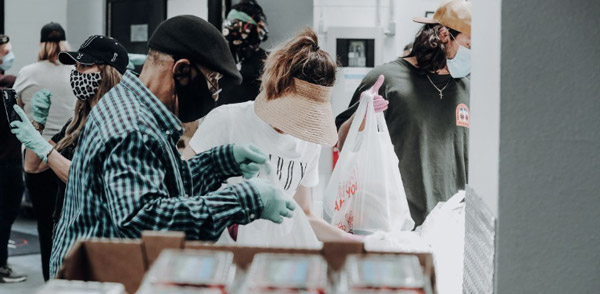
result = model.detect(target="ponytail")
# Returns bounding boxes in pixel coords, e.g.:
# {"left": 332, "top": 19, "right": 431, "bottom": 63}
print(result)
{"left": 261, "top": 28, "right": 337, "bottom": 100}
{"left": 38, "top": 40, "right": 71, "bottom": 64}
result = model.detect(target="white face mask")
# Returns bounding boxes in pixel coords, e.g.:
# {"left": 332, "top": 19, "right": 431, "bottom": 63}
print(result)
{"left": 447, "top": 36, "right": 471, "bottom": 78}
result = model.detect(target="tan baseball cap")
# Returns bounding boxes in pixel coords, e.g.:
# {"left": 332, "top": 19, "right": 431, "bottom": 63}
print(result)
{"left": 413, "top": 0, "right": 472, "bottom": 35}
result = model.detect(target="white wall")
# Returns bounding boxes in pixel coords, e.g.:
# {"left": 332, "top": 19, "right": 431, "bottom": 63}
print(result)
{"left": 167, "top": 0, "right": 208, "bottom": 19}
{"left": 314, "top": 0, "right": 440, "bottom": 64}
{"left": 259, "top": 0, "right": 314, "bottom": 50}
{"left": 4, "top": 0, "right": 103, "bottom": 75}
{"left": 66, "top": 0, "right": 105, "bottom": 50}
{"left": 5, "top": 0, "right": 69, "bottom": 75}
{"left": 469, "top": 0, "right": 500, "bottom": 216}
{"left": 390, "top": 0, "right": 441, "bottom": 60}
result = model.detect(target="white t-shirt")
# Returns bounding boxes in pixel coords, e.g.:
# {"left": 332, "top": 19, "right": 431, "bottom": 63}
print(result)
{"left": 189, "top": 101, "right": 321, "bottom": 196}
{"left": 14, "top": 60, "right": 77, "bottom": 140}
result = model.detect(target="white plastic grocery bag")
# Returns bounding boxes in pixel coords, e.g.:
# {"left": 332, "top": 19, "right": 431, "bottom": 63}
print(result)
{"left": 216, "top": 164, "right": 321, "bottom": 249}
{"left": 323, "top": 93, "right": 414, "bottom": 234}
{"left": 415, "top": 191, "right": 466, "bottom": 294}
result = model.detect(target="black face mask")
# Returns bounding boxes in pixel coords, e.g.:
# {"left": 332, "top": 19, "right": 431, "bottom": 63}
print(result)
{"left": 173, "top": 64, "right": 215, "bottom": 123}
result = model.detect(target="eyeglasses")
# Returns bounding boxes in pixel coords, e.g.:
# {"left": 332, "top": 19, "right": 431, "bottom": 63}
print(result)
{"left": 176, "top": 58, "right": 224, "bottom": 99}
{"left": 206, "top": 71, "right": 223, "bottom": 98}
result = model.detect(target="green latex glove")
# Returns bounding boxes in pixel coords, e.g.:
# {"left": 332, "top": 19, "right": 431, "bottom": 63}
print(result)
{"left": 248, "top": 178, "right": 296, "bottom": 224}
{"left": 31, "top": 89, "right": 52, "bottom": 125}
{"left": 127, "top": 53, "right": 147, "bottom": 70}
{"left": 10, "top": 105, "right": 53, "bottom": 163}
{"left": 233, "top": 143, "right": 270, "bottom": 179}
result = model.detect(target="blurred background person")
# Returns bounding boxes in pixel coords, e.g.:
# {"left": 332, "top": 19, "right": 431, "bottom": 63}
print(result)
{"left": 12, "top": 22, "right": 76, "bottom": 281}
{"left": 218, "top": 0, "right": 269, "bottom": 106}
{"left": 0, "top": 34, "right": 27, "bottom": 283}
{"left": 0, "top": 34, "right": 15, "bottom": 88}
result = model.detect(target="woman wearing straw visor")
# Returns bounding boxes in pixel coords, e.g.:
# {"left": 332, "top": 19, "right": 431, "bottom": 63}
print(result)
{"left": 183, "top": 28, "right": 360, "bottom": 243}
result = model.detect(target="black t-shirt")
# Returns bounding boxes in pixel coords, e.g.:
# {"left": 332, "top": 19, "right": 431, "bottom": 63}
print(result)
{"left": 0, "top": 74, "right": 20, "bottom": 161}
{"left": 51, "top": 119, "right": 76, "bottom": 224}
{"left": 336, "top": 58, "right": 470, "bottom": 225}
{"left": 217, "top": 48, "right": 267, "bottom": 106}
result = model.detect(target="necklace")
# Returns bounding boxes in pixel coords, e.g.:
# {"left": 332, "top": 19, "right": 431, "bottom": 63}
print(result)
{"left": 426, "top": 75, "right": 452, "bottom": 100}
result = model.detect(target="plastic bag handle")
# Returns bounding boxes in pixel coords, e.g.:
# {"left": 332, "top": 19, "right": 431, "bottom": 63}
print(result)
{"left": 339, "top": 93, "right": 377, "bottom": 157}
{"left": 375, "top": 112, "right": 393, "bottom": 145}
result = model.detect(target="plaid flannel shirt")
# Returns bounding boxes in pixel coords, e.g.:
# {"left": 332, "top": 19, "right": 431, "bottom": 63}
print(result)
{"left": 49, "top": 71, "right": 263, "bottom": 277}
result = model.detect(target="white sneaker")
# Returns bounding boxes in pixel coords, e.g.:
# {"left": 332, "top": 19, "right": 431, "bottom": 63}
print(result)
{"left": 0, "top": 264, "right": 27, "bottom": 283}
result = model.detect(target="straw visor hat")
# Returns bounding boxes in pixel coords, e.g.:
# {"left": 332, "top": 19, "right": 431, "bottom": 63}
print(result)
{"left": 254, "top": 78, "right": 337, "bottom": 147}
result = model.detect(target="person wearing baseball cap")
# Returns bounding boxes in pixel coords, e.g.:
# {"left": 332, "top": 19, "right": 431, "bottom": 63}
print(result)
{"left": 336, "top": 0, "right": 472, "bottom": 225}
{"left": 10, "top": 21, "right": 77, "bottom": 280}
{"left": 59, "top": 35, "right": 129, "bottom": 75}
{"left": 48, "top": 15, "right": 296, "bottom": 278}
{"left": 9, "top": 35, "right": 129, "bottom": 279}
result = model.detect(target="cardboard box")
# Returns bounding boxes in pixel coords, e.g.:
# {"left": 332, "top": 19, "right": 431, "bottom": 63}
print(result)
{"left": 57, "top": 231, "right": 436, "bottom": 294}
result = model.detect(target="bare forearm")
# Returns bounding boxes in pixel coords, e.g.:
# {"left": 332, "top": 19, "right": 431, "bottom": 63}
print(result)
{"left": 293, "top": 185, "right": 348, "bottom": 241}
{"left": 23, "top": 140, "right": 56, "bottom": 173}
{"left": 306, "top": 212, "right": 348, "bottom": 241}
{"left": 337, "top": 113, "right": 368, "bottom": 151}
{"left": 46, "top": 150, "right": 71, "bottom": 183}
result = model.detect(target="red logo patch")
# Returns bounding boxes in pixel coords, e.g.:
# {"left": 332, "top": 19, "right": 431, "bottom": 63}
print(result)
{"left": 456, "top": 103, "right": 470, "bottom": 128}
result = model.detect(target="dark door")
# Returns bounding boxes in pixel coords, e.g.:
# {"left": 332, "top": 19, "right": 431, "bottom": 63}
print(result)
{"left": 208, "top": 0, "right": 232, "bottom": 30}
{"left": 106, "top": 0, "right": 167, "bottom": 54}
{"left": 0, "top": 0, "right": 4, "bottom": 34}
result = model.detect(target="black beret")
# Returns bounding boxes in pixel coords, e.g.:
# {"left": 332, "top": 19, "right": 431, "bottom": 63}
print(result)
{"left": 148, "top": 15, "right": 242, "bottom": 85}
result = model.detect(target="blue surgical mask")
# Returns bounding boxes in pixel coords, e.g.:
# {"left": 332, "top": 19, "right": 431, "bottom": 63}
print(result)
{"left": 0, "top": 51, "right": 14, "bottom": 71}
{"left": 447, "top": 36, "right": 471, "bottom": 78}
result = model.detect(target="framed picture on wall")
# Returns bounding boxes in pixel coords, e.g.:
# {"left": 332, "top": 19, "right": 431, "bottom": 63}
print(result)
{"left": 425, "top": 11, "right": 435, "bottom": 18}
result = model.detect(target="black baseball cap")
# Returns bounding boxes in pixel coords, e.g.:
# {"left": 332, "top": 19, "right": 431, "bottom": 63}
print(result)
{"left": 40, "top": 22, "right": 66, "bottom": 42}
{"left": 59, "top": 35, "right": 129, "bottom": 74}
{"left": 148, "top": 15, "right": 242, "bottom": 85}
{"left": 0, "top": 35, "right": 9, "bottom": 45}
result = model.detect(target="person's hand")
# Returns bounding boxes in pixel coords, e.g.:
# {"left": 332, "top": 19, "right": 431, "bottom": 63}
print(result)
{"left": 31, "top": 89, "right": 52, "bottom": 125}
{"left": 248, "top": 178, "right": 296, "bottom": 224}
{"left": 233, "top": 144, "right": 269, "bottom": 178}
{"left": 360, "top": 75, "right": 388, "bottom": 113}
{"left": 10, "top": 105, "right": 53, "bottom": 163}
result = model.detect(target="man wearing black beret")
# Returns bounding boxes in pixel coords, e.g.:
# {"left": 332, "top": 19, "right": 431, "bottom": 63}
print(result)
{"left": 50, "top": 15, "right": 296, "bottom": 277}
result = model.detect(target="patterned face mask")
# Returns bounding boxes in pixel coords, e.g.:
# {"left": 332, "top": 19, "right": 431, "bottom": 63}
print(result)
{"left": 222, "top": 9, "right": 268, "bottom": 63}
{"left": 70, "top": 69, "right": 102, "bottom": 101}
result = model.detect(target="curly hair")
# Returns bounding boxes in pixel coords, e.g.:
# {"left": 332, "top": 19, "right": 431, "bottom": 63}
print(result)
{"left": 407, "top": 24, "right": 460, "bottom": 73}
